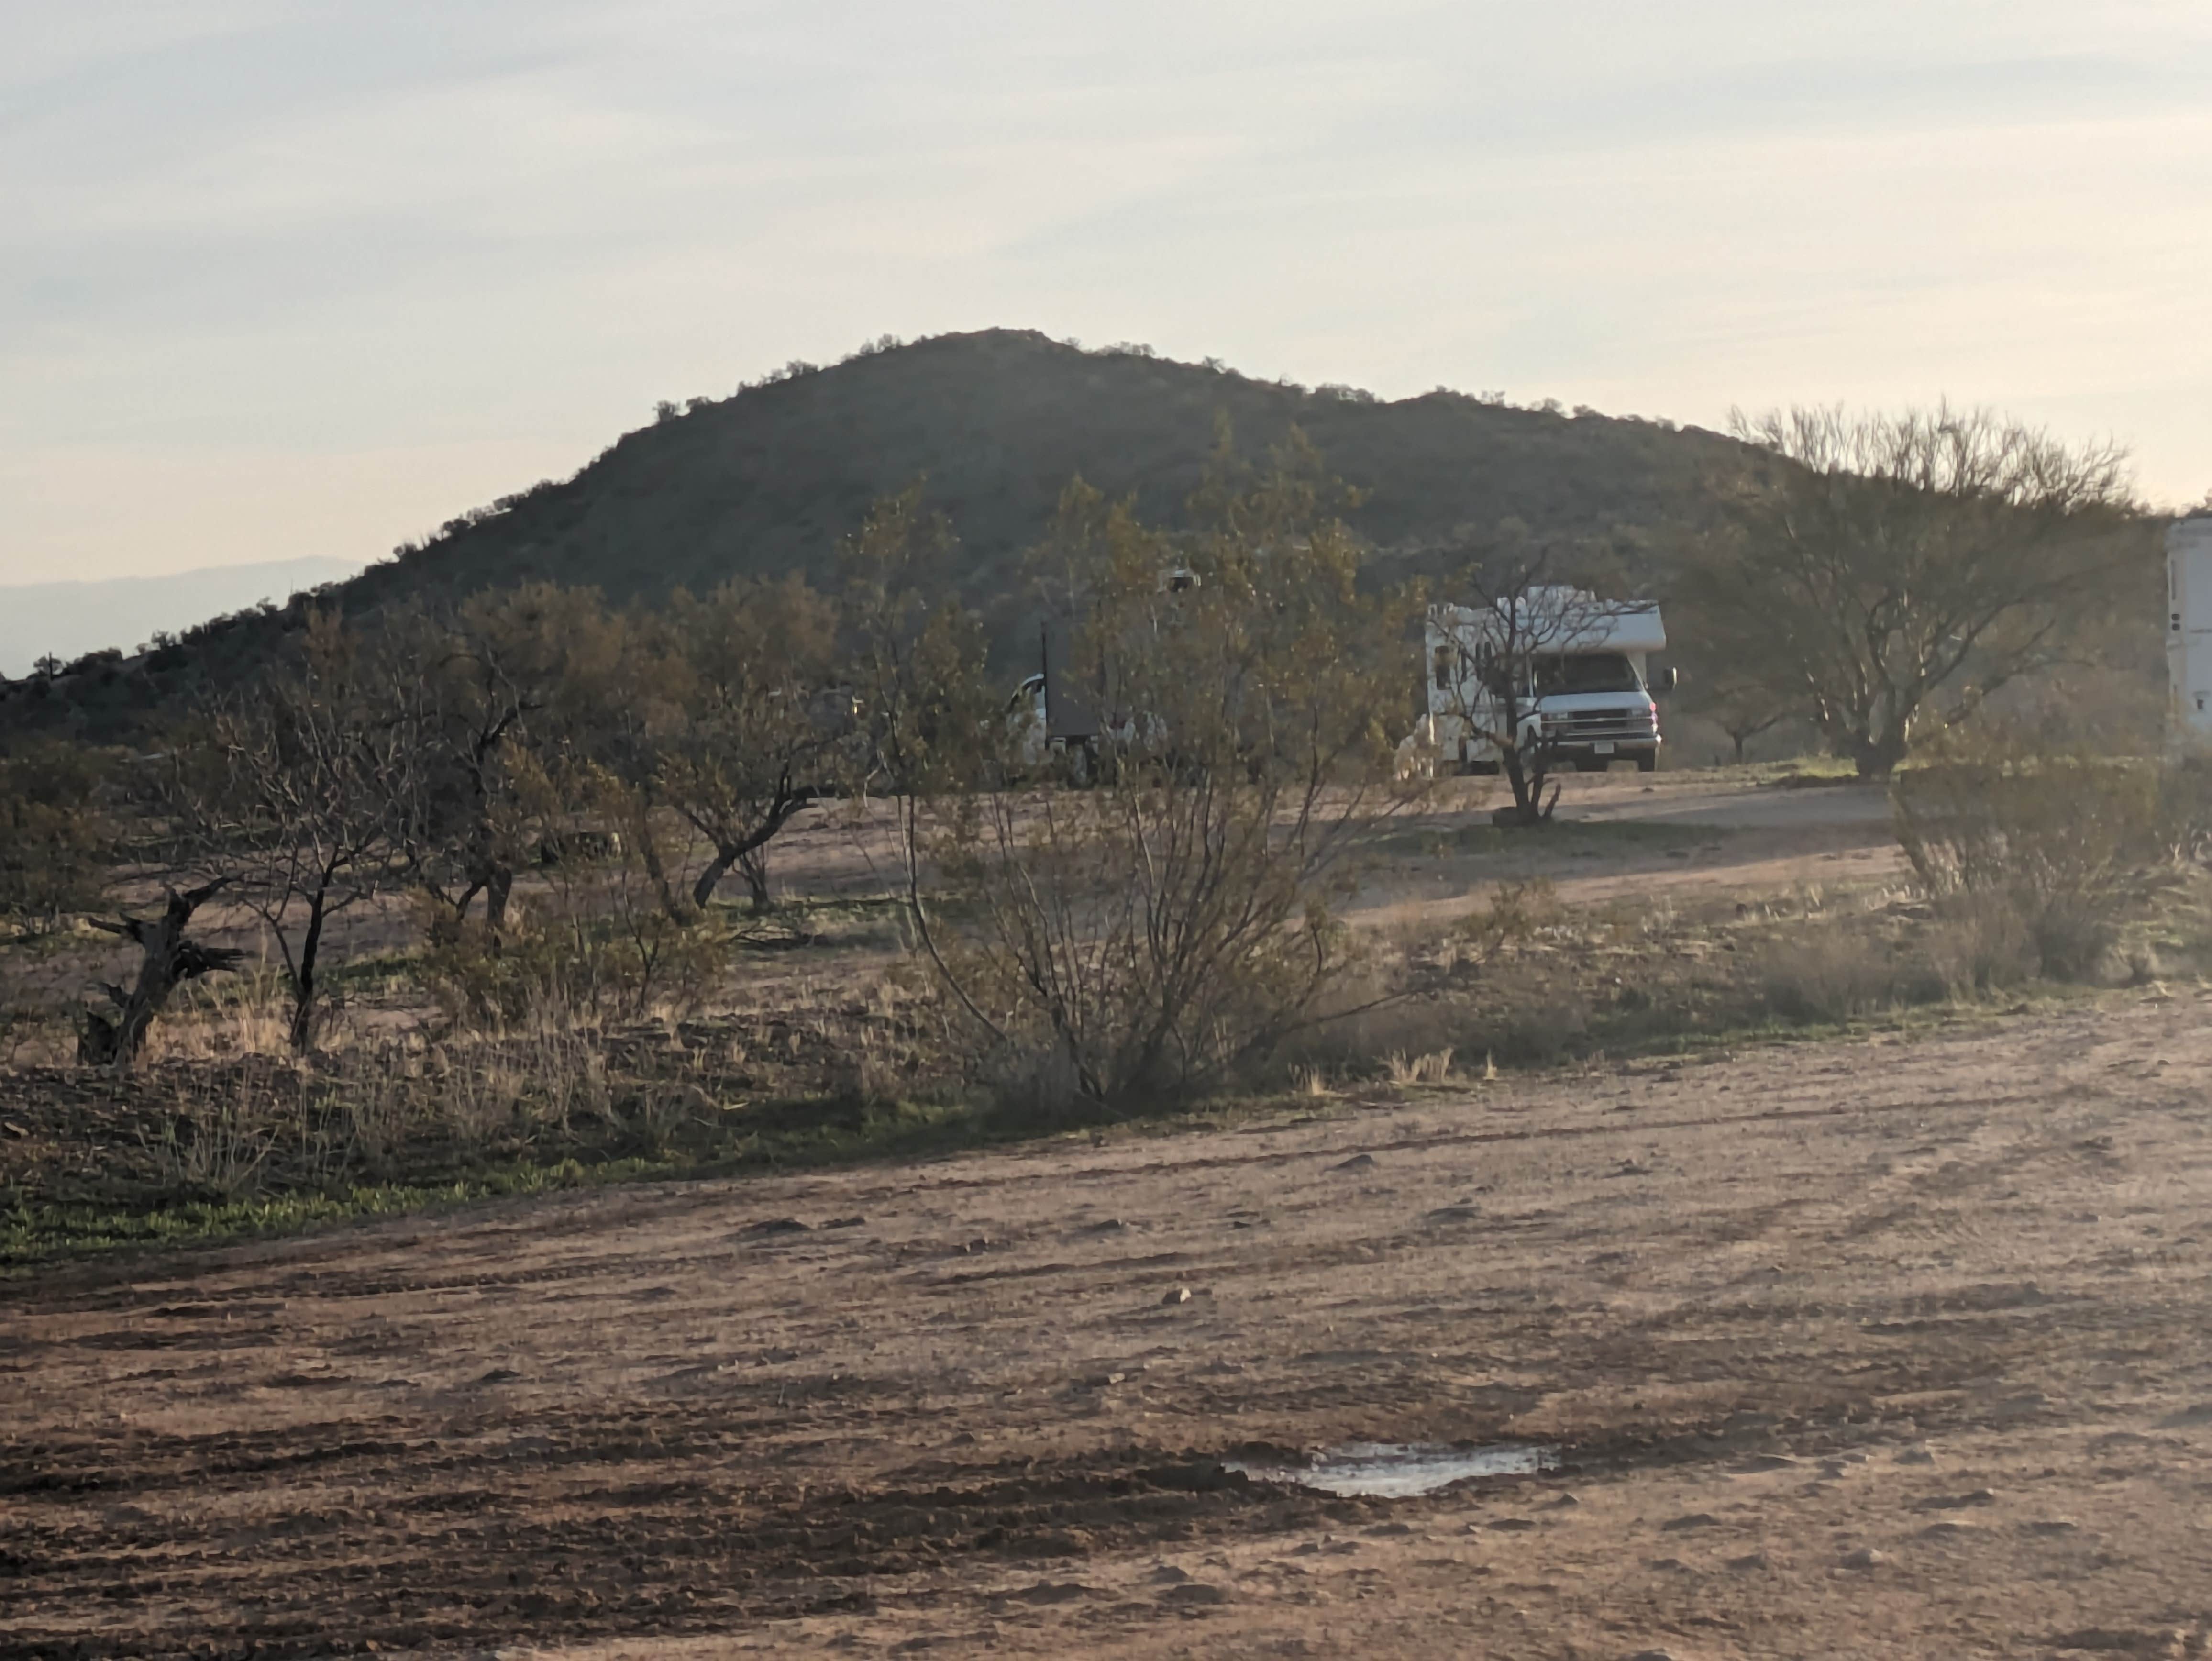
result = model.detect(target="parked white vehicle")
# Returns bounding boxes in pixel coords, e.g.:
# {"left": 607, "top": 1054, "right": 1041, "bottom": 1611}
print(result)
{"left": 1005, "top": 670, "right": 1076, "bottom": 773}
{"left": 1004, "top": 571, "right": 1199, "bottom": 776}
{"left": 1412, "top": 587, "right": 1672, "bottom": 775}
{"left": 2168, "top": 514, "right": 2212, "bottom": 743}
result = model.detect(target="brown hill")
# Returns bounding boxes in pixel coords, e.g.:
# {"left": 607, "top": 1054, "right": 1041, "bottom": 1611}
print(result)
{"left": 4, "top": 328, "right": 1745, "bottom": 740}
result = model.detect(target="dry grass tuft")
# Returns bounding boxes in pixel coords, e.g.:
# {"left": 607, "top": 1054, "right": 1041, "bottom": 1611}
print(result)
{"left": 135, "top": 1074, "right": 282, "bottom": 1200}
{"left": 1385, "top": 1048, "right": 1455, "bottom": 1085}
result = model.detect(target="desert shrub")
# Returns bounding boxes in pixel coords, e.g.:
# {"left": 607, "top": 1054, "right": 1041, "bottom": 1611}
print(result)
{"left": 2158, "top": 752, "right": 2212, "bottom": 867}
{"left": 1893, "top": 750, "right": 2164, "bottom": 981}
{"left": 1473, "top": 994, "right": 1594, "bottom": 1066}
{"left": 320, "top": 1049, "right": 419, "bottom": 1173}
{"left": 0, "top": 743, "right": 112, "bottom": 934}
{"left": 1754, "top": 931, "right": 1912, "bottom": 1022}
{"left": 981, "top": 1037, "right": 1093, "bottom": 1128}
{"left": 295, "top": 1025, "right": 619, "bottom": 1168}
{"left": 416, "top": 891, "right": 719, "bottom": 1028}
{"left": 1283, "top": 987, "right": 1463, "bottom": 1080}
{"left": 143, "top": 972, "right": 298, "bottom": 1063}
{"left": 136, "top": 1074, "right": 284, "bottom": 1201}
{"left": 890, "top": 446, "right": 1424, "bottom": 1111}
{"left": 823, "top": 1025, "right": 904, "bottom": 1111}
{"left": 1915, "top": 895, "right": 2037, "bottom": 996}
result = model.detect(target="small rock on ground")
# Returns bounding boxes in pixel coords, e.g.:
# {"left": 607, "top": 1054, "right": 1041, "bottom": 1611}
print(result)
{"left": 1158, "top": 1582, "right": 1231, "bottom": 1606}
{"left": 1922, "top": 1488, "right": 1997, "bottom": 1510}
{"left": 1007, "top": 1582, "right": 1091, "bottom": 1605}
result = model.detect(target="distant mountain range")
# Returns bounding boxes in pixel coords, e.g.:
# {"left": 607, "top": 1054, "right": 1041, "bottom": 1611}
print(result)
{"left": 3, "top": 329, "right": 1754, "bottom": 739}
{"left": 0, "top": 556, "right": 365, "bottom": 679}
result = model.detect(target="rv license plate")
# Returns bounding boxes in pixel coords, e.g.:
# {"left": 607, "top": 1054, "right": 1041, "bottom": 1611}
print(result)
{"left": 1592, "top": 742, "right": 1615, "bottom": 755}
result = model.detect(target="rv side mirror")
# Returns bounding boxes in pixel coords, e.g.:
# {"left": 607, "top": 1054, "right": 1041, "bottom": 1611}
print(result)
{"left": 1658, "top": 666, "right": 1681, "bottom": 694}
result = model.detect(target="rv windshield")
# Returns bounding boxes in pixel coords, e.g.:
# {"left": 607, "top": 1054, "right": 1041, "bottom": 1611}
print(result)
{"left": 1532, "top": 653, "right": 1643, "bottom": 696}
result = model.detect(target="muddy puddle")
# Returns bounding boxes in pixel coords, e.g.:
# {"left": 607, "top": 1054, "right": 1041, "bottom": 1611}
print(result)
{"left": 1226, "top": 1441, "right": 1559, "bottom": 1498}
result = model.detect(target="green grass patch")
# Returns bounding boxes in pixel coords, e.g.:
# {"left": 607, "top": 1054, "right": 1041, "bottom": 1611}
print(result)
{"left": 0, "top": 1090, "right": 1062, "bottom": 1271}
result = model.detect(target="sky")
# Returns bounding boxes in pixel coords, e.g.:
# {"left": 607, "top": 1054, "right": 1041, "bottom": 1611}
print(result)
{"left": 3, "top": 0, "right": 2209, "bottom": 585}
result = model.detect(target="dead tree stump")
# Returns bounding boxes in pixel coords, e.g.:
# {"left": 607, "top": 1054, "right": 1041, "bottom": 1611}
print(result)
{"left": 79, "top": 880, "right": 245, "bottom": 1073}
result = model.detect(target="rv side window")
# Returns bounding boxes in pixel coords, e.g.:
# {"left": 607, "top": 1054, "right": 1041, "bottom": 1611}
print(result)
{"left": 1432, "top": 646, "right": 1454, "bottom": 691}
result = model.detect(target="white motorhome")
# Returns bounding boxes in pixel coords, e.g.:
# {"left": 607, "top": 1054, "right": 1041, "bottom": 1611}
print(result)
{"left": 2168, "top": 515, "right": 2212, "bottom": 744}
{"left": 1414, "top": 587, "right": 1671, "bottom": 774}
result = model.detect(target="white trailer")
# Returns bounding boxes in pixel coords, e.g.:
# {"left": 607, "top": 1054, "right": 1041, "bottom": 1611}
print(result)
{"left": 1414, "top": 587, "right": 1671, "bottom": 775}
{"left": 2168, "top": 515, "right": 2212, "bottom": 744}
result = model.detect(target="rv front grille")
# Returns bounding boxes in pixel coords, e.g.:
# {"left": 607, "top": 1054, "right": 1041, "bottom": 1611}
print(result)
{"left": 1540, "top": 708, "right": 1658, "bottom": 743}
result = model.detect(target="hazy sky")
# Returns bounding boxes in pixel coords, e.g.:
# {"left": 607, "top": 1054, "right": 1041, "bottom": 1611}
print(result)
{"left": 4, "top": 1, "right": 2208, "bottom": 583}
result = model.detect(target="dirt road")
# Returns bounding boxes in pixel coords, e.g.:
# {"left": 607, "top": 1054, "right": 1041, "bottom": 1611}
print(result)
{"left": 1555, "top": 773, "right": 1893, "bottom": 832}
{"left": 8, "top": 993, "right": 2212, "bottom": 1659}
{"left": 1352, "top": 772, "right": 1906, "bottom": 928}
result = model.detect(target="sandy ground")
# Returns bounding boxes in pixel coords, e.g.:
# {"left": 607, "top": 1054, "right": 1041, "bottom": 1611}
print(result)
{"left": 8, "top": 991, "right": 2212, "bottom": 1659}
{"left": 1349, "top": 772, "right": 1906, "bottom": 930}
{"left": 1555, "top": 774, "right": 1894, "bottom": 832}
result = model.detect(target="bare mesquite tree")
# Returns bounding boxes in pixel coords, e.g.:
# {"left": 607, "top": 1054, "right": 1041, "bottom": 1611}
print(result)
{"left": 168, "top": 611, "right": 419, "bottom": 1051}
{"left": 400, "top": 585, "right": 617, "bottom": 936}
{"left": 1680, "top": 403, "right": 2142, "bottom": 777}
{"left": 890, "top": 440, "right": 1418, "bottom": 1108}
{"left": 1685, "top": 674, "right": 1790, "bottom": 766}
{"left": 657, "top": 577, "right": 844, "bottom": 910}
